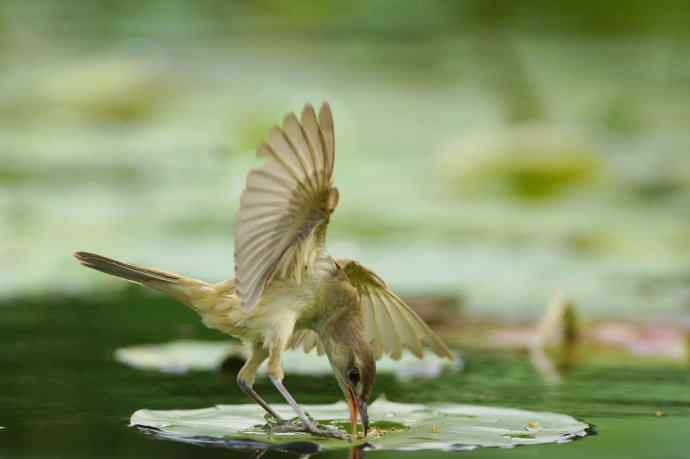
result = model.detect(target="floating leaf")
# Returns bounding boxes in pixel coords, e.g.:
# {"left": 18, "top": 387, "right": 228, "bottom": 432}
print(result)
{"left": 130, "top": 399, "right": 589, "bottom": 452}
{"left": 115, "top": 340, "right": 461, "bottom": 379}
{"left": 438, "top": 124, "right": 601, "bottom": 200}
{"left": 115, "top": 340, "right": 231, "bottom": 374}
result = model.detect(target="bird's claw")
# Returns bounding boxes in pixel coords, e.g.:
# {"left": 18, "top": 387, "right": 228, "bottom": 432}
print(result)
{"left": 301, "top": 416, "right": 350, "bottom": 440}
{"left": 265, "top": 416, "right": 348, "bottom": 440}
{"left": 263, "top": 413, "right": 286, "bottom": 425}
{"left": 305, "top": 424, "right": 348, "bottom": 440}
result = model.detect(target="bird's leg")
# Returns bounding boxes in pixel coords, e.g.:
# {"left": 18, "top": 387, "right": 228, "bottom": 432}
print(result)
{"left": 237, "top": 344, "right": 284, "bottom": 422}
{"left": 268, "top": 375, "right": 317, "bottom": 430}
{"left": 266, "top": 345, "right": 346, "bottom": 439}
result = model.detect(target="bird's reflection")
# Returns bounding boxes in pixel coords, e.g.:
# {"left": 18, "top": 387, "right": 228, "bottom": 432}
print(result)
{"left": 251, "top": 445, "right": 367, "bottom": 459}
{"left": 246, "top": 444, "right": 367, "bottom": 459}
{"left": 251, "top": 444, "right": 366, "bottom": 459}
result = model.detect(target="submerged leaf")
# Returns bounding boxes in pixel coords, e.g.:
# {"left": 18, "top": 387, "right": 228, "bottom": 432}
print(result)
{"left": 130, "top": 399, "right": 589, "bottom": 451}
{"left": 115, "top": 340, "right": 461, "bottom": 379}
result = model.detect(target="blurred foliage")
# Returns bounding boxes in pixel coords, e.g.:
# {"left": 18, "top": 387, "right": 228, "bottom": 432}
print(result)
{"left": 226, "top": 109, "right": 281, "bottom": 156}
{"left": 2, "top": 0, "right": 690, "bottom": 42}
{"left": 2, "top": 0, "right": 690, "bottom": 316}
{"left": 438, "top": 125, "right": 601, "bottom": 200}
{"left": 42, "top": 59, "right": 173, "bottom": 122}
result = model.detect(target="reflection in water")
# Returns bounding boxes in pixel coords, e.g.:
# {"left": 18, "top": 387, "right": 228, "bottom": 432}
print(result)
{"left": 530, "top": 295, "right": 579, "bottom": 384}
{"left": 349, "top": 445, "right": 367, "bottom": 459}
{"left": 530, "top": 345, "right": 563, "bottom": 384}
{"left": 136, "top": 425, "right": 368, "bottom": 458}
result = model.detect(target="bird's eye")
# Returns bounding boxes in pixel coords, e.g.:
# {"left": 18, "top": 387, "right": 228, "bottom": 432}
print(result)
{"left": 347, "top": 368, "right": 360, "bottom": 386}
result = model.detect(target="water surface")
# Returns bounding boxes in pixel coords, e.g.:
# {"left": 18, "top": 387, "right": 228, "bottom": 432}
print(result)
{"left": 1, "top": 290, "right": 687, "bottom": 458}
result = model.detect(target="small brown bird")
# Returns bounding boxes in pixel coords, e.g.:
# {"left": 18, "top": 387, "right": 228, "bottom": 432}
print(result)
{"left": 74, "top": 102, "right": 451, "bottom": 439}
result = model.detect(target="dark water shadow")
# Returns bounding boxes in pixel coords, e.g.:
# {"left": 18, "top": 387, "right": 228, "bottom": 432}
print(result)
{"left": 135, "top": 425, "right": 369, "bottom": 458}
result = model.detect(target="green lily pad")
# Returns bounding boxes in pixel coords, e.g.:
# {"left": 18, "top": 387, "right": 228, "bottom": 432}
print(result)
{"left": 438, "top": 124, "right": 601, "bottom": 200}
{"left": 130, "top": 399, "right": 589, "bottom": 452}
{"left": 114, "top": 340, "right": 461, "bottom": 380}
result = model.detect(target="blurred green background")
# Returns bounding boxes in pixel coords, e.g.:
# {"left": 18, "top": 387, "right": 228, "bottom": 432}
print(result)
{"left": 1, "top": 1, "right": 689, "bottom": 458}
{"left": 3, "top": 0, "right": 690, "bottom": 320}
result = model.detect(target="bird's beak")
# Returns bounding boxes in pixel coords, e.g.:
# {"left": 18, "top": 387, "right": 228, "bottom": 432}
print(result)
{"left": 360, "top": 399, "right": 369, "bottom": 437}
{"left": 346, "top": 387, "right": 359, "bottom": 438}
{"left": 346, "top": 388, "right": 369, "bottom": 438}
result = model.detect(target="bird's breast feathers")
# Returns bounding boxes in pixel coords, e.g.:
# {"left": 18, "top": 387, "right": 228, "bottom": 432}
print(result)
{"left": 193, "top": 257, "right": 343, "bottom": 342}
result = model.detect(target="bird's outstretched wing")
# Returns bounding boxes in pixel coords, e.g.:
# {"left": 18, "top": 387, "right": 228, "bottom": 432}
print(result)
{"left": 235, "top": 102, "right": 339, "bottom": 310}
{"left": 341, "top": 260, "right": 452, "bottom": 360}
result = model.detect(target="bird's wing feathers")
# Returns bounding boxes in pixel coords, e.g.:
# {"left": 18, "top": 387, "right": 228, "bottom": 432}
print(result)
{"left": 287, "top": 329, "right": 326, "bottom": 355}
{"left": 235, "top": 103, "right": 338, "bottom": 310}
{"left": 342, "top": 260, "right": 452, "bottom": 360}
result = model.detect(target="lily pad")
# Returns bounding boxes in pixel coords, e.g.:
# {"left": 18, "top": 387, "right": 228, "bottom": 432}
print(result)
{"left": 115, "top": 340, "right": 231, "bottom": 374}
{"left": 130, "top": 399, "right": 589, "bottom": 452}
{"left": 438, "top": 124, "right": 601, "bottom": 200}
{"left": 115, "top": 340, "right": 461, "bottom": 380}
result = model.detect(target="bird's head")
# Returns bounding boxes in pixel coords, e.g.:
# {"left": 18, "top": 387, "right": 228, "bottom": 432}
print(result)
{"left": 324, "top": 320, "right": 376, "bottom": 438}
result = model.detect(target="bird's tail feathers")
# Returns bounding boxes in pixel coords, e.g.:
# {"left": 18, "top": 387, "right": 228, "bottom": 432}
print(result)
{"left": 73, "top": 251, "right": 207, "bottom": 304}
{"left": 74, "top": 251, "right": 179, "bottom": 284}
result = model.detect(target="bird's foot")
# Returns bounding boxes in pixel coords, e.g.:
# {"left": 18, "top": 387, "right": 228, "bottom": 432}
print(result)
{"left": 266, "top": 416, "right": 347, "bottom": 440}
{"left": 263, "top": 413, "right": 286, "bottom": 425}
{"left": 300, "top": 415, "right": 348, "bottom": 440}
{"left": 303, "top": 422, "right": 348, "bottom": 440}
{"left": 265, "top": 417, "right": 298, "bottom": 435}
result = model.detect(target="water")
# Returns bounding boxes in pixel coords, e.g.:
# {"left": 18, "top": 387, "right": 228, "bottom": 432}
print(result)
{"left": 1, "top": 289, "right": 688, "bottom": 458}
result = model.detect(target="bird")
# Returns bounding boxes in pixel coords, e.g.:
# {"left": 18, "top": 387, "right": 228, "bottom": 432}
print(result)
{"left": 74, "top": 102, "right": 452, "bottom": 439}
